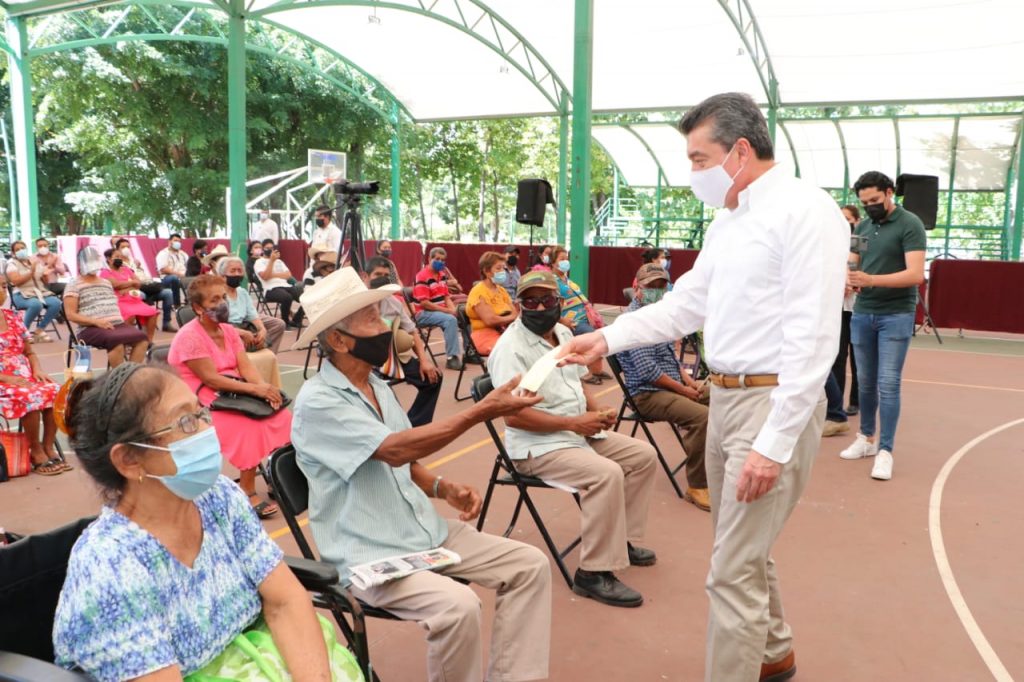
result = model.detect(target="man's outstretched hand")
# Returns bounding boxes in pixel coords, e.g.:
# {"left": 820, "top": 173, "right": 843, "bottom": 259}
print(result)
{"left": 479, "top": 374, "right": 543, "bottom": 418}
{"left": 556, "top": 331, "right": 608, "bottom": 367}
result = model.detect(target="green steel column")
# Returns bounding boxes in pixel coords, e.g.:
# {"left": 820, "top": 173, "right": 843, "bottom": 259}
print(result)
{"left": 766, "top": 77, "right": 779, "bottom": 144}
{"left": 556, "top": 93, "right": 568, "bottom": 246}
{"left": 654, "top": 172, "right": 662, "bottom": 247}
{"left": 390, "top": 102, "right": 401, "bottom": 239}
{"left": 6, "top": 17, "right": 40, "bottom": 243}
{"left": 569, "top": 0, "right": 593, "bottom": 293}
{"left": 1012, "top": 125, "right": 1024, "bottom": 260}
{"left": 1001, "top": 152, "right": 1014, "bottom": 260}
{"left": 943, "top": 116, "right": 960, "bottom": 258}
{"left": 227, "top": 0, "right": 248, "bottom": 254}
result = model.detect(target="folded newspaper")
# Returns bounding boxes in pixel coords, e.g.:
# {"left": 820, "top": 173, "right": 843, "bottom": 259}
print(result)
{"left": 349, "top": 548, "right": 461, "bottom": 590}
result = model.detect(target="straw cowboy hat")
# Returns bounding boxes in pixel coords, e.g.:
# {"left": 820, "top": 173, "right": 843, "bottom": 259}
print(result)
{"left": 203, "top": 244, "right": 231, "bottom": 266}
{"left": 292, "top": 266, "right": 399, "bottom": 350}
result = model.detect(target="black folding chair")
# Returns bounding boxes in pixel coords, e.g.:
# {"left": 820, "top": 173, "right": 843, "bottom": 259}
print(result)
{"left": 174, "top": 305, "right": 196, "bottom": 328}
{"left": 606, "top": 354, "right": 689, "bottom": 499}
{"left": 145, "top": 343, "right": 172, "bottom": 364}
{"left": 402, "top": 287, "right": 442, "bottom": 364}
{"left": 0, "top": 515, "right": 367, "bottom": 681}
{"left": 265, "top": 444, "right": 401, "bottom": 681}
{"left": 249, "top": 278, "right": 278, "bottom": 318}
{"left": 622, "top": 287, "right": 635, "bottom": 305}
{"left": 453, "top": 304, "right": 487, "bottom": 402}
{"left": 470, "top": 375, "right": 582, "bottom": 588}
{"left": 679, "top": 332, "right": 708, "bottom": 380}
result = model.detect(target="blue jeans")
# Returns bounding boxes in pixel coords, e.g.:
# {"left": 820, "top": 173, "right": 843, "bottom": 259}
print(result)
{"left": 145, "top": 287, "right": 175, "bottom": 325}
{"left": 416, "top": 309, "right": 461, "bottom": 359}
{"left": 851, "top": 312, "right": 915, "bottom": 453}
{"left": 161, "top": 275, "right": 182, "bottom": 306}
{"left": 12, "top": 291, "right": 61, "bottom": 332}
{"left": 824, "top": 372, "right": 847, "bottom": 422}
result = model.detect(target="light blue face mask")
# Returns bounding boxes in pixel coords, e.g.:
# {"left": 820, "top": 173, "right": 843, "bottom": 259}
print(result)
{"left": 557, "top": 259, "right": 571, "bottom": 273}
{"left": 492, "top": 270, "right": 508, "bottom": 285}
{"left": 130, "top": 427, "right": 223, "bottom": 500}
{"left": 15, "top": 248, "right": 28, "bottom": 260}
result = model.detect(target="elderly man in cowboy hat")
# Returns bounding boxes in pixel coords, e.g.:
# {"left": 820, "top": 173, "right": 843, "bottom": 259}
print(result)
{"left": 290, "top": 267, "right": 553, "bottom": 682}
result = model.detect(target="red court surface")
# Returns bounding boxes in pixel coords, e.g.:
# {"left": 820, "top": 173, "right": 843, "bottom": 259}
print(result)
{"left": 2, "top": 320, "right": 1023, "bottom": 681}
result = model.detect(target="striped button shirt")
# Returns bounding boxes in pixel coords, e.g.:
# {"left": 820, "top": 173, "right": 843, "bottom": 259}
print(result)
{"left": 616, "top": 298, "right": 682, "bottom": 397}
{"left": 292, "top": 359, "right": 448, "bottom": 583}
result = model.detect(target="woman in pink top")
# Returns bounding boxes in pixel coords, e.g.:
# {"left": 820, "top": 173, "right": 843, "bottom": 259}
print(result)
{"left": 168, "top": 274, "right": 290, "bottom": 518}
{"left": 100, "top": 248, "right": 159, "bottom": 341}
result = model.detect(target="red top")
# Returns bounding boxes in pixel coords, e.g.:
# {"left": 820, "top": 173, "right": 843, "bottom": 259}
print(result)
{"left": 412, "top": 265, "right": 450, "bottom": 314}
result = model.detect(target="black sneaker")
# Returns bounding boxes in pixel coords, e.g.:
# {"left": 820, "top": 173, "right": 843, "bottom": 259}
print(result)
{"left": 572, "top": 569, "right": 643, "bottom": 608}
{"left": 445, "top": 356, "right": 463, "bottom": 370}
{"left": 627, "top": 543, "right": 656, "bottom": 567}
{"left": 845, "top": 405, "right": 859, "bottom": 416}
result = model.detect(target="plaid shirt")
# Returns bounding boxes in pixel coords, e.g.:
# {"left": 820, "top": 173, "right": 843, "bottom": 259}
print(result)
{"left": 616, "top": 298, "right": 682, "bottom": 397}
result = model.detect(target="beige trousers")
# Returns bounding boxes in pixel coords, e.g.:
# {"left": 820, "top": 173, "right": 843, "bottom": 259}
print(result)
{"left": 246, "top": 348, "right": 281, "bottom": 388}
{"left": 350, "top": 520, "right": 551, "bottom": 682}
{"left": 515, "top": 430, "right": 658, "bottom": 572}
{"left": 631, "top": 389, "right": 709, "bottom": 489}
{"left": 703, "top": 385, "right": 825, "bottom": 682}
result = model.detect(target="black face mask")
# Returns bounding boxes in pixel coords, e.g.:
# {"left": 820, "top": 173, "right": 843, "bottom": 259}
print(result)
{"left": 263, "top": 248, "right": 273, "bottom": 258}
{"left": 521, "top": 306, "right": 561, "bottom": 336}
{"left": 225, "top": 275, "right": 244, "bottom": 289}
{"left": 339, "top": 330, "right": 393, "bottom": 367}
{"left": 368, "top": 275, "right": 392, "bottom": 290}
{"left": 316, "top": 217, "right": 328, "bottom": 227}
{"left": 865, "top": 203, "right": 888, "bottom": 224}
{"left": 112, "top": 258, "right": 123, "bottom": 269}
{"left": 379, "top": 249, "right": 392, "bottom": 258}
{"left": 506, "top": 255, "right": 518, "bottom": 267}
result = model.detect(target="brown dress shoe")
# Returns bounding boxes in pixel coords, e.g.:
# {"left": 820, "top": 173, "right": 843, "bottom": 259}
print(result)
{"left": 684, "top": 487, "right": 711, "bottom": 512}
{"left": 760, "top": 650, "right": 796, "bottom": 682}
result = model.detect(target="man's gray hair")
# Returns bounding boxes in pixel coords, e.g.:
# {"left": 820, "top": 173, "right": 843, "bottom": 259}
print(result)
{"left": 429, "top": 247, "right": 447, "bottom": 259}
{"left": 678, "top": 92, "right": 774, "bottom": 161}
{"left": 315, "top": 305, "right": 378, "bottom": 350}
{"left": 216, "top": 256, "right": 244, "bottom": 275}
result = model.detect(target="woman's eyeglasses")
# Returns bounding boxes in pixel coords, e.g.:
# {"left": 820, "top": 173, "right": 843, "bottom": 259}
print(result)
{"left": 140, "top": 407, "right": 213, "bottom": 440}
{"left": 519, "top": 294, "right": 560, "bottom": 310}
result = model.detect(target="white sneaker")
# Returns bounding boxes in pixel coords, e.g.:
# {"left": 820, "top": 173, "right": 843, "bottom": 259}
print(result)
{"left": 839, "top": 433, "right": 878, "bottom": 460}
{"left": 871, "top": 450, "right": 894, "bottom": 480}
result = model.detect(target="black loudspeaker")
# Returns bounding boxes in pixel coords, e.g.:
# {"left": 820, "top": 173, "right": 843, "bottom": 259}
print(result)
{"left": 516, "top": 179, "right": 554, "bottom": 226}
{"left": 896, "top": 173, "right": 939, "bottom": 230}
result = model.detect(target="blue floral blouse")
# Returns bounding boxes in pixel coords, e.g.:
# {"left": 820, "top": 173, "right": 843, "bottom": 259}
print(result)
{"left": 52, "top": 476, "right": 284, "bottom": 681}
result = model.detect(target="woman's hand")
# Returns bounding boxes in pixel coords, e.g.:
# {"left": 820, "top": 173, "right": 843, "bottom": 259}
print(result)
{"left": 32, "top": 367, "right": 55, "bottom": 384}
{"left": 0, "top": 374, "right": 30, "bottom": 388}
{"left": 560, "top": 316, "right": 576, "bottom": 330}
{"left": 253, "top": 383, "right": 283, "bottom": 409}
{"left": 253, "top": 326, "right": 267, "bottom": 346}
{"left": 237, "top": 328, "right": 257, "bottom": 348}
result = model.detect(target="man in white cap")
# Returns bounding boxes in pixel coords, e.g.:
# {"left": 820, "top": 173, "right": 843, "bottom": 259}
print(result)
{"left": 290, "top": 267, "right": 552, "bottom": 682}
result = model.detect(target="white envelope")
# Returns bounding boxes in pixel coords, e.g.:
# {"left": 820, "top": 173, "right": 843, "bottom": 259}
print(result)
{"left": 516, "top": 346, "right": 562, "bottom": 394}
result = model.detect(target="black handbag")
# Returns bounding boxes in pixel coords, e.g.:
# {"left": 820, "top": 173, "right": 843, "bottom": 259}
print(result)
{"left": 199, "top": 381, "right": 290, "bottom": 419}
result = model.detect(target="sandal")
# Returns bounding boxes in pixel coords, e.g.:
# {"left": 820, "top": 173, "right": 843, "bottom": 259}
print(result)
{"left": 32, "top": 458, "right": 64, "bottom": 476}
{"left": 581, "top": 375, "right": 603, "bottom": 385}
{"left": 248, "top": 492, "right": 278, "bottom": 519}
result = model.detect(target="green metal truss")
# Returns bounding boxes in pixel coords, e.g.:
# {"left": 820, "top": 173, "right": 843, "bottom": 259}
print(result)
{"left": 251, "top": 0, "right": 572, "bottom": 115}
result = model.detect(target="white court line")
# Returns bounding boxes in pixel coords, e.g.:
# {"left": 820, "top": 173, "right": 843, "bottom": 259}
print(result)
{"left": 929, "top": 418, "right": 1024, "bottom": 682}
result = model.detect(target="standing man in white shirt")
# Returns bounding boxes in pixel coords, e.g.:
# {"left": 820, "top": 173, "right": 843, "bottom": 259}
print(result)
{"left": 154, "top": 233, "right": 188, "bottom": 307}
{"left": 252, "top": 209, "right": 280, "bottom": 244}
{"left": 310, "top": 205, "right": 342, "bottom": 256}
{"left": 560, "top": 93, "right": 848, "bottom": 682}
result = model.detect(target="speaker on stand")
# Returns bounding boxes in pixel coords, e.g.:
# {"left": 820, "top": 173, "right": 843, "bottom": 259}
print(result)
{"left": 895, "top": 173, "right": 942, "bottom": 344}
{"left": 515, "top": 179, "right": 556, "bottom": 265}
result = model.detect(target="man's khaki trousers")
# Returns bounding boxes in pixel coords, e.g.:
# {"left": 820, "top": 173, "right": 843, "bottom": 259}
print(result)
{"left": 704, "top": 385, "right": 825, "bottom": 682}
{"left": 350, "top": 520, "right": 551, "bottom": 682}
{"left": 515, "top": 430, "right": 658, "bottom": 572}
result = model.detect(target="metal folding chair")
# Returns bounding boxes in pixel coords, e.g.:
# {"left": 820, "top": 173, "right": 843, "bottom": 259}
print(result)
{"left": 606, "top": 354, "right": 690, "bottom": 499}
{"left": 470, "top": 375, "right": 582, "bottom": 588}
{"left": 453, "top": 304, "right": 487, "bottom": 402}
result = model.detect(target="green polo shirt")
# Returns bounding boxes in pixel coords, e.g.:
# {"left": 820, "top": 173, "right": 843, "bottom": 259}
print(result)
{"left": 852, "top": 205, "right": 927, "bottom": 315}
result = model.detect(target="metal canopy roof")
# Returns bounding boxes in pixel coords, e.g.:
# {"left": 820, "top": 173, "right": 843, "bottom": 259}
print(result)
{"left": 3, "top": 0, "right": 1023, "bottom": 122}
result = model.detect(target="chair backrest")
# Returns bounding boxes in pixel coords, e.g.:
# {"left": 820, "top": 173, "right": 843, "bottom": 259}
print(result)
{"left": 0, "top": 516, "right": 96, "bottom": 661}
{"left": 146, "top": 343, "right": 172, "bottom": 364}
{"left": 455, "top": 304, "right": 470, "bottom": 331}
{"left": 175, "top": 305, "right": 196, "bottom": 328}
{"left": 267, "top": 444, "right": 318, "bottom": 560}
{"left": 606, "top": 353, "right": 643, "bottom": 412}
{"left": 471, "top": 373, "right": 494, "bottom": 401}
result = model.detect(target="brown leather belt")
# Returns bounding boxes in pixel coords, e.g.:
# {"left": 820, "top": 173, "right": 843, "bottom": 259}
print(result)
{"left": 708, "top": 373, "right": 779, "bottom": 389}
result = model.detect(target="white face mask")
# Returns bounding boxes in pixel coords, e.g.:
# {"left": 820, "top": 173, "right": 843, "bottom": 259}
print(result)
{"left": 121, "top": 247, "right": 131, "bottom": 257}
{"left": 37, "top": 247, "right": 49, "bottom": 256}
{"left": 689, "top": 144, "right": 745, "bottom": 209}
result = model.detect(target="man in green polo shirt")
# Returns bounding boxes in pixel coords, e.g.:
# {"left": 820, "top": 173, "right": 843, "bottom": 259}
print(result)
{"left": 839, "top": 171, "right": 926, "bottom": 481}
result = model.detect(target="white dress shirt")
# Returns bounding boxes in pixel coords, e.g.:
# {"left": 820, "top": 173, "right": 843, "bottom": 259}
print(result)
{"left": 310, "top": 223, "right": 342, "bottom": 255}
{"left": 254, "top": 257, "right": 291, "bottom": 290}
{"left": 155, "top": 248, "right": 187, "bottom": 276}
{"left": 602, "top": 164, "right": 848, "bottom": 464}
{"left": 252, "top": 218, "right": 280, "bottom": 243}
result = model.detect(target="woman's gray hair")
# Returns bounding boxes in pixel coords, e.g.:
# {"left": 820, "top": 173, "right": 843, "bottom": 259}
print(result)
{"left": 678, "top": 92, "right": 774, "bottom": 161}
{"left": 216, "top": 256, "right": 244, "bottom": 275}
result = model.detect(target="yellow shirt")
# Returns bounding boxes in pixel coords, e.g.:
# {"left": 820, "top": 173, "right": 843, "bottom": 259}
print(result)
{"left": 467, "top": 281, "right": 513, "bottom": 331}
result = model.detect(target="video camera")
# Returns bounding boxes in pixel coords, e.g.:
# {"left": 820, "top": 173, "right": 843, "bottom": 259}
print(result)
{"left": 333, "top": 179, "right": 380, "bottom": 196}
